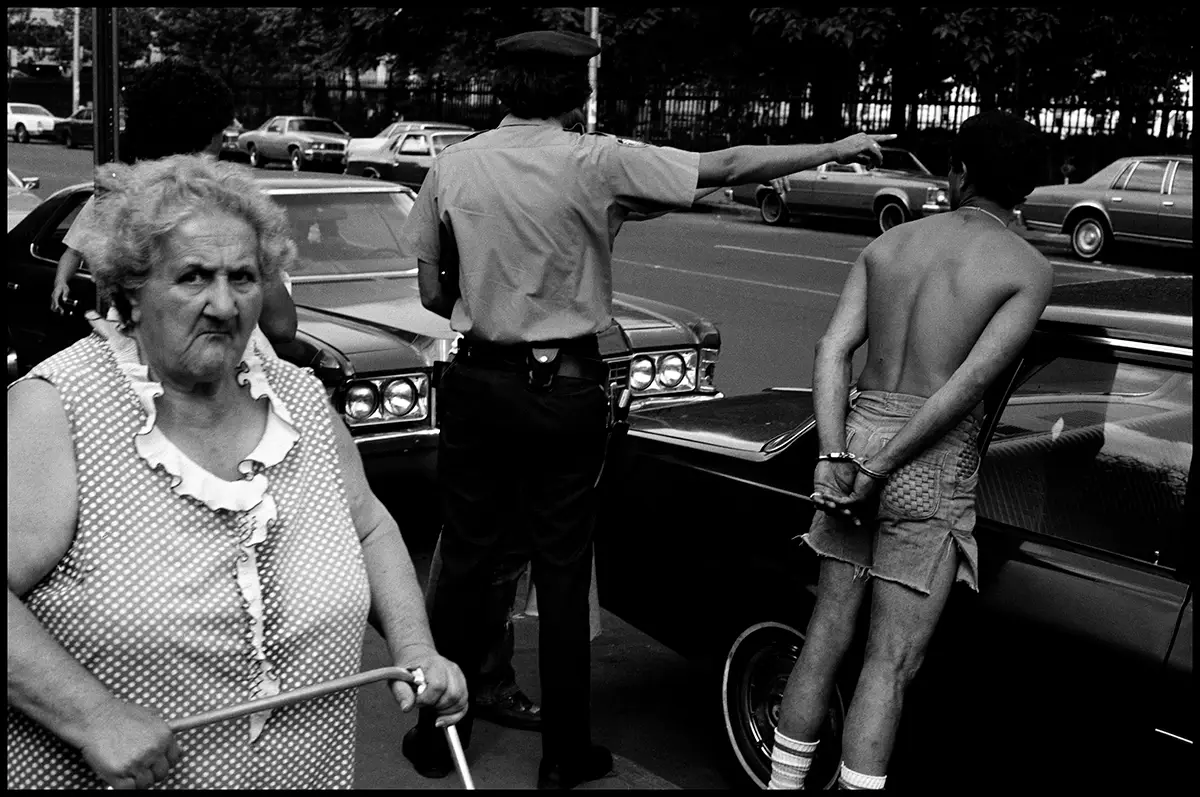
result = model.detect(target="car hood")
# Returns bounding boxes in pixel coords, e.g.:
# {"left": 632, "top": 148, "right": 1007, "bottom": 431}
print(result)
{"left": 294, "top": 132, "right": 350, "bottom": 145}
{"left": 870, "top": 169, "right": 947, "bottom": 188}
{"left": 290, "top": 273, "right": 717, "bottom": 359}
{"left": 7, "top": 190, "right": 41, "bottom": 232}
{"left": 629, "top": 389, "right": 817, "bottom": 462}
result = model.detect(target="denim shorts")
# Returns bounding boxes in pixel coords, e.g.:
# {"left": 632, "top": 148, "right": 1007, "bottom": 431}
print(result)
{"left": 802, "top": 391, "right": 983, "bottom": 596}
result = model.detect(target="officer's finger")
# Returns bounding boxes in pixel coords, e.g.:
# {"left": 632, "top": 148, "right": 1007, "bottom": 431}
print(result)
{"left": 869, "top": 133, "right": 898, "bottom": 143}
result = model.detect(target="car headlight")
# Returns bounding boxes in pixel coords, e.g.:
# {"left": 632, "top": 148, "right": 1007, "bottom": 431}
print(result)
{"left": 381, "top": 377, "right": 417, "bottom": 417}
{"left": 629, "top": 356, "right": 656, "bottom": 390}
{"left": 926, "top": 187, "right": 949, "bottom": 206}
{"left": 345, "top": 383, "right": 379, "bottom": 420}
{"left": 657, "top": 353, "right": 685, "bottom": 388}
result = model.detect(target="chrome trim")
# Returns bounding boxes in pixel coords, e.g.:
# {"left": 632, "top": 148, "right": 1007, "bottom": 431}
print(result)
{"left": 1022, "top": 218, "right": 1060, "bottom": 232}
{"left": 762, "top": 417, "right": 816, "bottom": 454}
{"left": 1165, "top": 160, "right": 1179, "bottom": 196}
{"left": 920, "top": 202, "right": 950, "bottom": 214}
{"left": 1061, "top": 334, "right": 1191, "bottom": 359}
{"left": 265, "top": 185, "right": 404, "bottom": 195}
{"left": 290, "top": 270, "right": 416, "bottom": 283}
{"left": 630, "top": 391, "right": 723, "bottom": 411}
{"left": 1153, "top": 729, "right": 1192, "bottom": 744}
{"left": 352, "top": 427, "right": 439, "bottom": 446}
{"left": 763, "top": 386, "right": 813, "bottom": 393}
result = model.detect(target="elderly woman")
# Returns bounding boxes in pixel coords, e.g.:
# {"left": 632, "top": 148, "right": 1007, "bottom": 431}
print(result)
{"left": 7, "top": 155, "right": 467, "bottom": 790}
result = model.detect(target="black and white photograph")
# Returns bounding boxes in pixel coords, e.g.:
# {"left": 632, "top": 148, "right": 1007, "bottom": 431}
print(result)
{"left": 6, "top": 6, "right": 1192, "bottom": 791}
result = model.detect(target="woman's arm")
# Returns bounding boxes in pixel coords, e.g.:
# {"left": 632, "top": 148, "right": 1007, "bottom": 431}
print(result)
{"left": 7, "top": 379, "right": 180, "bottom": 788}
{"left": 327, "top": 404, "right": 468, "bottom": 725}
{"left": 257, "top": 274, "right": 297, "bottom": 345}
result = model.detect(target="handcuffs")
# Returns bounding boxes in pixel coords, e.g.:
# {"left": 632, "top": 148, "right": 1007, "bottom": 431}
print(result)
{"left": 408, "top": 667, "right": 428, "bottom": 697}
{"left": 816, "top": 450, "right": 891, "bottom": 480}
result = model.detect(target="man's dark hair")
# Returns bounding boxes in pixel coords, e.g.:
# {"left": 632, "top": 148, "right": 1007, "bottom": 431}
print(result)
{"left": 950, "top": 111, "right": 1047, "bottom": 209}
{"left": 120, "top": 58, "right": 234, "bottom": 163}
{"left": 492, "top": 55, "right": 592, "bottom": 120}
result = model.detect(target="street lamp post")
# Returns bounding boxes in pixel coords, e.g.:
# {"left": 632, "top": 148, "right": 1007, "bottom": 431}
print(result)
{"left": 586, "top": 7, "right": 600, "bottom": 133}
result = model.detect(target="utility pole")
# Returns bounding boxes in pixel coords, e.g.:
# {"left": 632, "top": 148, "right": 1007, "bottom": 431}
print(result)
{"left": 92, "top": 7, "right": 120, "bottom": 166}
{"left": 585, "top": 7, "right": 600, "bottom": 133}
{"left": 72, "top": 8, "right": 81, "bottom": 112}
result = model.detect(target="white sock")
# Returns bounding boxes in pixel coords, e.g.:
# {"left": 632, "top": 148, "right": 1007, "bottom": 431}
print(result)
{"left": 767, "top": 731, "right": 819, "bottom": 790}
{"left": 837, "top": 761, "right": 886, "bottom": 790}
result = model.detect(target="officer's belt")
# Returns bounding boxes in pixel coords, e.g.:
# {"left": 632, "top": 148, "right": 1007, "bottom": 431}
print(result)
{"left": 456, "top": 339, "right": 609, "bottom": 383}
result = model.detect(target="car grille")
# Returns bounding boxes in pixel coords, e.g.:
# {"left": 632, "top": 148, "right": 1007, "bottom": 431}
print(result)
{"left": 325, "top": 142, "right": 345, "bottom": 152}
{"left": 605, "top": 357, "right": 631, "bottom": 404}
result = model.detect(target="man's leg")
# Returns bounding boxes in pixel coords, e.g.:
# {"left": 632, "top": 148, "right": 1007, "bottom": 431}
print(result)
{"left": 769, "top": 557, "right": 870, "bottom": 789}
{"left": 838, "top": 544, "right": 959, "bottom": 786}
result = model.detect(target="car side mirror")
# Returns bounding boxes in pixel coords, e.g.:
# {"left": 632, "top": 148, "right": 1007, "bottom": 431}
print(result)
{"left": 21, "top": 177, "right": 40, "bottom": 190}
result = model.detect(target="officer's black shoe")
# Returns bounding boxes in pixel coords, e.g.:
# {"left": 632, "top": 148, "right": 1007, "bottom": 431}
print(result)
{"left": 537, "top": 744, "right": 614, "bottom": 790}
{"left": 402, "top": 721, "right": 472, "bottom": 779}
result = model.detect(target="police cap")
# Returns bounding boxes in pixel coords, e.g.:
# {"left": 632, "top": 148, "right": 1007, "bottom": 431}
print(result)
{"left": 495, "top": 30, "right": 600, "bottom": 60}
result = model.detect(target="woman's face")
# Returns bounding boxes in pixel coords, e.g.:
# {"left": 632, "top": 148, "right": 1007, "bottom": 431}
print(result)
{"left": 129, "top": 211, "right": 263, "bottom": 385}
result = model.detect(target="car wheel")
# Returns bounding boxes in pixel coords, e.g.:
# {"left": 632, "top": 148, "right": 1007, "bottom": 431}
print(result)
{"left": 15, "top": 124, "right": 29, "bottom": 144}
{"left": 876, "top": 199, "right": 909, "bottom": 234}
{"left": 760, "top": 192, "right": 790, "bottom": 226}
{"left": 1069, "top": 214, "right": 1108, "bottom": 261}
{"left": 65, "top": 130, "right": 77, "bottom": 149}
{"left": 362, "top": 167, "right": 381, "bottom": 180}
{"left": 289, "top": 148, "right": 303, "bottom": 172}
{"left": 247, "top": 145, "right": 264, "bottom": 169}
{"left": 721, "top": 620, "right": 844, "bottom": 790}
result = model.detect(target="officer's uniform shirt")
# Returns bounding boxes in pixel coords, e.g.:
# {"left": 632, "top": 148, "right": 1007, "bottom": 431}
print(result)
{"left": 401, "top": 114, "right": 699, "bottom": 344}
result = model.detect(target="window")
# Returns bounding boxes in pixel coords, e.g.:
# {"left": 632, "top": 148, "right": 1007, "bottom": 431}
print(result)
{"left": 824, "top": 163, "right": 858, "bottom": 174}
{"left": 272, "top": 191, "right": 416, "bottom": 276}
{"left": 1170, "top": 162, "right": 1192, "bottom": 197}
{"left": 431, "top": 133, "right": 471, "bottom": 155}
{"left": 398, "top": 135, "right": 431, "bottom": 155}
{"left": 32, "top": 191, "right": 93, "bottom": 266}
{"left": 267, "top": 121, "right": 282, "bottom": 133}
{"left": 978, "top": 355, "right": 1192, "bottom": 565}
{"left": 1112, "top": 161, "right": 1136, "bottom": 189}
{"left": 1122, "top": 161, "right": 1169, "bottom": 193}
{"left": 13, "top": 104, "right": 51, "bottom": 116}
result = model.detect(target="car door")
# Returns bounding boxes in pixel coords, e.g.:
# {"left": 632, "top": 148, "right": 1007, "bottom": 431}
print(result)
{"left": 260, "top": 118, "right": 285, "bottom": 158}
{"left": 391, "top": 134, "right": 432, "bottom": 188}
{"left": 959, "top": 344, "right": 1192, "bottom": 773}
{"left": 1157, "top": 160, "right": 1192, "bottom": 244}
{"left": 1106, "top": 159, "right": 1170, "bottom": 240}
{"left": 809, "top": 163, "right": 864, "bottom": 212}
{"left": 8, "top": 188, "right": 99, "bottom": 369}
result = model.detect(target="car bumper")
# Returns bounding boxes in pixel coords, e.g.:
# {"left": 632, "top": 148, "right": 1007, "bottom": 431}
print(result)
{"left": 304, "top": 150, "right": 348, "bottom": 164}
{"left": 629, "top": 391, "right": 723, "bottom": 412}
{"left": 921, "top": 202, "right": 952, "bottom": 216}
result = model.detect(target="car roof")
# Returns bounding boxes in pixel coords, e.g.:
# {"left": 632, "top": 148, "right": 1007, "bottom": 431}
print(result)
{"left": 1039, "top": 276, "right": 1192, "bottom": 352}
{"left": 56, "top": 171, "right": 411, "bottom": 203}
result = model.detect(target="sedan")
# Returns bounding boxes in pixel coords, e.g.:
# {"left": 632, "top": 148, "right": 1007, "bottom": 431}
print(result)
{"left": 7, "top": 173, "right": 724, "bottom": 530}
{"left": 7, "top": 102, "right": 58, "bottom": 143}
{"left": 7, "top": 168, "right": 41, "bottom": 232}
{"left": 595, "top": 275, "right": 1192, "bottom": 790}
{"left": 238, "top": 116, "right": 351, "bottom": 172}
{"left": 345, "top": 129, "right": 475, "bottom": 188}
{"left": 1019, "top": 155, "right": 1193, "bottom": 261}
{"left": 754, "top": 147, "right": 950, "bottom": 233}
{"left": 53, "top": 106, "right": 127, "bottom": 150}
{"left": 346, "top": 120, "right": 472, "bottom": 161}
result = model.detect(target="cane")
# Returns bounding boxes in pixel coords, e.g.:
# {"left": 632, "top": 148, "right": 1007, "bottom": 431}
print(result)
{"left": 167, "top": 665, "right": 476, "bottom": 789}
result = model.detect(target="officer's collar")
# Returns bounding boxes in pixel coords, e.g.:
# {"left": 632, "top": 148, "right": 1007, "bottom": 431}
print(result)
{"left": 498, "top": 114, "right": 566, "bottom": 129}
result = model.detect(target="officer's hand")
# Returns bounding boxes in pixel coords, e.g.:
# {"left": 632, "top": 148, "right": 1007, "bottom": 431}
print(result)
{"left": 51, "top": 281, "right": 71, "bottom": 315}
{"left": 391, "top": 647, "right": 469, "bottom": 727}
{"left": 832, "top": 133, "right": 896, "bottom": 168}
{"left": 77, "top": 698, "right": 181, "bottom": 789}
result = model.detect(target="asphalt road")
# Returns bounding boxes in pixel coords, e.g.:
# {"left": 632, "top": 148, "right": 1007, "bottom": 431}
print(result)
{"left": 6, "top": 141, "right": 1187, "bottom": 789}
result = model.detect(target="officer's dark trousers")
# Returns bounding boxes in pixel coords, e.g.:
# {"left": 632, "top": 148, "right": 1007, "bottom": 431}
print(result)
{"left": 420, "top": 356, "right": 608, "bottom": 762}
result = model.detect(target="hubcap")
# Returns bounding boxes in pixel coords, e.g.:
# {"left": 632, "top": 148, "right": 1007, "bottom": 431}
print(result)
{"left": 1074, "top": 220, "right": 1103, "bottom": 256}
{"left": 880, "top": 204, "right": 904, "bottom": 231}
{"left": 291, "top": 153, "right": 301, "bottom": 171}
{"left": 762, "top": 195, "right": 783, "bottom": 222}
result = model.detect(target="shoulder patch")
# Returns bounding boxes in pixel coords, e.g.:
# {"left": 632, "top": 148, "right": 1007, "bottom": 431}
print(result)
{"left": 615, "top": 137, "right": 648, "bottom": 148}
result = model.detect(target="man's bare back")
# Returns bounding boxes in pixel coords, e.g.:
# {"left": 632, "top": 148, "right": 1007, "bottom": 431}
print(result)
{"left": 856, "top": 211, "right": 1051, "bottom": 401}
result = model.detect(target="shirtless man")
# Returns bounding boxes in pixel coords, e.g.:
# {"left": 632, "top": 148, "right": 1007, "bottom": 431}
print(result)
{"left": 765, "top": 112, "right": 1052, "bottom": 791}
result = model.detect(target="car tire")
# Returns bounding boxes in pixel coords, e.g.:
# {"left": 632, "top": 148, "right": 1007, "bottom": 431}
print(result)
{"left": 876, "top": 199, "right": 910, "bottom": 234}
{"left": 247, "top": 145, "right": 264, "bottom": 169}
{"left": 1068, "top": 213, "right": 1108, "bottom": 261}
{"left": 720, "top": 620, "right": 845, "bottom": 790}
{"left": 760, "top": 192, "right": 790, "bottom": 226}
{"left": 65, "top": 130, "right": 77, "bottom": 149}
{"left": 15, "top": 124, "right": 29, "bottom": 144}
{"left": 289, "top": 148, "right": 303, "bottom": 172}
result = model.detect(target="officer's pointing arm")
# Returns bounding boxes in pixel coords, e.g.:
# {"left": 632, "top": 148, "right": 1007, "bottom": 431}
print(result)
{"left": 695, "top": 133, "right": 897, "bottom": 188}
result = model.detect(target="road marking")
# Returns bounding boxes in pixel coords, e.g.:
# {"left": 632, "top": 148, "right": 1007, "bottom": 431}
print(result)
{"left": 1046, "top": 259, "right": 1156, "bottom": 277}
{"left": 614, "top": 258, "right": 840, "bottom": 297}
{"left": 714, "top": 244, "right": 854, "bottom": 266}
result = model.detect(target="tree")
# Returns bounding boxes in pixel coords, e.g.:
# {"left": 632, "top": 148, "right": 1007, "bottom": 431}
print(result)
{"left": 47, "top": 7, "right": 156, "bottom": 69}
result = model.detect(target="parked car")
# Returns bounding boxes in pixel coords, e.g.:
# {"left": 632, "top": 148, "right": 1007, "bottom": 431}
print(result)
{"left": 346, "top": 120, "right": 472, "bottom": 161}
{"left": 7, "top": 172, "right": 724, "bottom": 526}
{"left": 7, "top": 102, "right": 58, "bottom": 143}
{"left": 345, "top": 128, "right": 476, "bottom": 188}
{"left": 238, "top": 116, "right": 351, "bottom": 172}
{"left": 1018, "top": 155, "right": 1193, "bottom": 261}
{"left": 7, "top": 168, "right": 41, "bottom": 232}
{"left": 54, "top": 106, "right": 126, "bottom": 149}
{"left": 595, "top": 275, "right": 1192, "bottom": 790}
{"left": 752, "top": 147, "right": 950, "bottom": 234}
{"left": 218, "top": 118, "right": 246, "bottom": 161}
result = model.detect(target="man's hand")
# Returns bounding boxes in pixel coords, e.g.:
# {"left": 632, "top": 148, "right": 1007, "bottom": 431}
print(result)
{"left": 391, "top": 647, "right": 469, "bottom": 728}
{"left": 77, "top": 698, "right": 181, "bottom": 789}
{"left": 821, "top": 468, "right": 885, "bottom": 517}
{"left": 811, "top": 460, "right": 863, "bottom": 526}
{"left": 50, "top": 281, "right": 71, "bottom": 314}
{"left": 831, "top": 133, "right": 897, "bottom": 168}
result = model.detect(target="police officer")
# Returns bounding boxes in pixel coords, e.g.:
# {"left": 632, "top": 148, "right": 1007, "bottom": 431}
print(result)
{"left": 401, "top": 29, "right": 892, "bottom": 789}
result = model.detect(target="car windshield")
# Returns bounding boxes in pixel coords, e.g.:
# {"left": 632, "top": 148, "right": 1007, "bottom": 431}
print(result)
{"left": 290, "top": 118, "right": 346, "bottom": 135}
{"left": 879, "top": 150, "right": 930, "bottom": 174}
{"left": 269, "top": 190, "right": 417, "bottom": 277}
{"left": 432, "top": 133, "right": 472, "bottom": 154}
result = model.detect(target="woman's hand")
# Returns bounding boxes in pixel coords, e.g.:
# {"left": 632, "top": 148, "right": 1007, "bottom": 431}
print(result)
{"left": 811, "top": 460, "right": 862, "bottom": 526}
{"left": 390, "top": 646, "right": 469, "bottom": 728}
{"left": 77, "top": 699, "right": 181, "bottom": 789}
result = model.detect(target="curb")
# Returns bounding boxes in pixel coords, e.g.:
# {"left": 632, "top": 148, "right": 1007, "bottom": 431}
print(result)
{"left": 683, "top": 196, "right": 761, "bottom": 218}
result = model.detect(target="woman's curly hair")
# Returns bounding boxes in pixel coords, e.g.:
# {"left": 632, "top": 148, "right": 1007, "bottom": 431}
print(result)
{"left": 85, "top": 155, "right": 296, "bottom": 325}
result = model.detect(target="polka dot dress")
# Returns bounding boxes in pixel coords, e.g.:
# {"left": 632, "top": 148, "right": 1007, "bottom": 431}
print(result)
{"left": 7, "top": 329, "right": 372, "bottom": 789}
